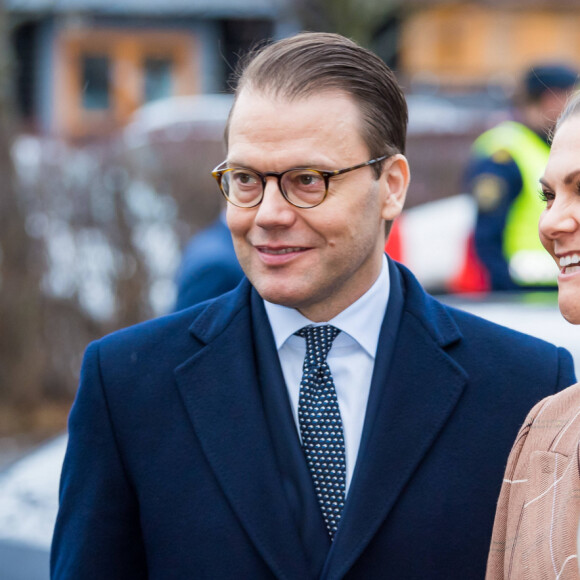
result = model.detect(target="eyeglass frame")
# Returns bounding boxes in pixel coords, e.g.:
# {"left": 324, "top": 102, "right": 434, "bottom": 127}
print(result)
{"left": 211, "top": 154, "right": 390, "bottom": 209}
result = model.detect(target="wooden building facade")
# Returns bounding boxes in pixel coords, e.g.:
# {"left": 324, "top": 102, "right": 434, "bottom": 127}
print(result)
{"left": 9, "top": 0, "right": 295, "bottom": 138}
{"left": 400, "top": 1, "right": 580, "bottom": 89}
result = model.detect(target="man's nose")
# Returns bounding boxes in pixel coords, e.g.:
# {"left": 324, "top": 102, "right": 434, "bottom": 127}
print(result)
{"left": 254, "top": 177, "right": 297, "bottom": 228}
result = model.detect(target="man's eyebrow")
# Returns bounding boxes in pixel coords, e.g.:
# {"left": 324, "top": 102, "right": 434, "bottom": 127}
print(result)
{"left": 225, "top": 160, "right": 248, "bottom": 168}
{"left": 226, "top": 160, "right": 333, "bottom": 171}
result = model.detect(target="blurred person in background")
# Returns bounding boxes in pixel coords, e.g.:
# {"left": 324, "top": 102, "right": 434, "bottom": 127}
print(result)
{"left": 487, "top": 92, "right": 580, "bottom": 579}
{"left": 455, "top": 64, "right": 577, "bottom": 293}
{"left": 51, "top": 33, "right": 575, "bottom": 580}
{"left": 173, "top": 210, "right": 243, "bottom": 310}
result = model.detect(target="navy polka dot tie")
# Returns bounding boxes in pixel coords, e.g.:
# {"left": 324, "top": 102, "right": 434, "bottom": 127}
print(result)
{"left": 295, "top": 325, "right": 346, "bottom": 540}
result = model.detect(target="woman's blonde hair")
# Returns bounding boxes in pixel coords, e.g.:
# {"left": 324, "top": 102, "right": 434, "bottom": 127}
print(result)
{"left": 554, "top": 90, "right": 580, "bottom": 136}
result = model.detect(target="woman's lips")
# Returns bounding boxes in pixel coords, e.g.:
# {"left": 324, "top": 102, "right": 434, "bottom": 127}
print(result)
{"left": 560, "top": 264, "right": 580, "bottom": 277}
{"left": 558, "top": 252, "right": 580, "bottom": 276}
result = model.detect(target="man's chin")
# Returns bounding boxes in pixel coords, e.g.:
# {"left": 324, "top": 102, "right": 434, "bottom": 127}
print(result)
{"left": 258, "top": 289, "right": 303, "bottom": 309}
{"left": 252, "top": 279, "right": 310, "bottom": 307}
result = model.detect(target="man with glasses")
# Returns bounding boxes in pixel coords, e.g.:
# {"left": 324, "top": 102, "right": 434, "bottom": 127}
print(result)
{"left": 52, "top": 33, "right": 575, "bottom": 579}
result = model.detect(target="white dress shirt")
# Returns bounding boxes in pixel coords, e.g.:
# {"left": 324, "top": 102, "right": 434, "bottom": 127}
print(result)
{"left": 263, "top": 255, "right": 390, "bottom": 495}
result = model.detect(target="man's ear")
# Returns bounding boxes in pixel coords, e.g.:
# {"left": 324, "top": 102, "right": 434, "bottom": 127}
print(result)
{"left": 380, "top": 154, "right": 410, "bottom": 221}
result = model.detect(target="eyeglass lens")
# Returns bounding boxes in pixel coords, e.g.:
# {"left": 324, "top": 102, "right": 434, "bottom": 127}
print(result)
{"left": 222, "top": 168, "right": 327, "bottom": 208}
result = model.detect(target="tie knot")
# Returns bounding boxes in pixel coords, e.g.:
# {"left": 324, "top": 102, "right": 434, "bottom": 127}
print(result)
{"left": 295, "top": 325, "right": 340, "bottom": 366}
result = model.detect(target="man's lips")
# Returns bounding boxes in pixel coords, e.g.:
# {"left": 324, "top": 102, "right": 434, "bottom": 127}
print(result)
{"left": 256, "top": 246, "right": 309, "bottom": 254}
{"left": 254, "top": 245, "right": 311, "bottom": 264}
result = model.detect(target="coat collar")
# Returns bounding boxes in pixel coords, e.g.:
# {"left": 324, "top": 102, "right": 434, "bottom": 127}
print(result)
{"left": 178, "top": 263, "right": 467, "bottom": 580}
{"left": 322, "top": 261, "right": 467, "bottom": 579}
{"left": 185, "top": 278, "right": 253, "bottom": 344}
{"left": 175, "top": 279, "right": 311, "bottom": 580}
{"left": 186, "top": 260, "right": 462, "bottom": 349}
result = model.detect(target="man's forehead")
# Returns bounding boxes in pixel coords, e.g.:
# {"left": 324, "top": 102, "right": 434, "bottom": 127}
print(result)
{"left": 227, "top": 87, "right": 364, "bottom": 148}
{"left": 226, "top": 88, "right": 369, "bottom": 168}
{"left": 231, "top": 86, "right": 359, "bottom": 118}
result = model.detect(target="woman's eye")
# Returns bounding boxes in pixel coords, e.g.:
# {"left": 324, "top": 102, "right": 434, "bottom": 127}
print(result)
{"left": 538, "top": 188, "right": 554, "bottom": 203}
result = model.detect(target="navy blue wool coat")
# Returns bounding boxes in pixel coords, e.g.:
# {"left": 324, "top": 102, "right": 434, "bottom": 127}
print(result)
{"left": 51, "top": 259, "right": 575, "bottom": 579}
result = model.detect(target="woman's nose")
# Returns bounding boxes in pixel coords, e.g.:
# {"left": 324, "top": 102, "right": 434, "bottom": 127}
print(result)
{"left": 539, "top": 195, "right": 578, "bottom": 240}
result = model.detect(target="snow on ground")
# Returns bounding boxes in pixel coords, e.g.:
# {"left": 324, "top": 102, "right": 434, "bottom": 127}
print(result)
{"left": 0, "top": 435, "right": 66, "bottom": 550}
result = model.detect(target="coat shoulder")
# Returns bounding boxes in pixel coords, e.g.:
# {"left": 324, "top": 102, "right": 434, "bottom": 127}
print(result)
{"left": 445, "top": 301, "right": 568, "bottom": 355}
{"left": 395, "top": 260, "right": 569, "bottom": 359}
{"left": 527, "top": 382, "right": 580, "bottom": 440}
{"left": 93, "top": 280, "right": 252, "bottom": 368}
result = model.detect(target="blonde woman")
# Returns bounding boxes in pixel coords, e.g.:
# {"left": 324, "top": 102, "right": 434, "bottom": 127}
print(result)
{"left": 487, "top": 92, "right": 580, "bottom": 579}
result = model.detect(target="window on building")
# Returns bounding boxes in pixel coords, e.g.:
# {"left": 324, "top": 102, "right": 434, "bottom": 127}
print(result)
{"left": 81, "top": 55, "right": 111, "bottom": 110}
{"left": 144, "top": 57, "right": 173, "bottom": 103}
{"left": 58, "top": 30, "right": 198, "bottom": 137}
{"left": 12, "top": 22, "right": 38, "bottom": 122}
{"left": 219, "top": 19, "right": 274, "bottom": 92}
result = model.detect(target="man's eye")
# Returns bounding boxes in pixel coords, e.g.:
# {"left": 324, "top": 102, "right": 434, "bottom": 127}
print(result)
{"left": 233, "top": 171, "right": 259, "bottom": 186}
{"left": 299, "top": 174, "right": 316, "bottom": 185}
{"left": 292, "top": 172, "right": 323, "bottom": 188}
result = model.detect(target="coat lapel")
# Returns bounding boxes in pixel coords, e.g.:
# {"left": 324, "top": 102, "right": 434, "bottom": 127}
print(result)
{"left": 323, "top": 262, "right": 468, "bottom": 580}
{"left": 174, "top": 282, "right": 311, "bottom": 580}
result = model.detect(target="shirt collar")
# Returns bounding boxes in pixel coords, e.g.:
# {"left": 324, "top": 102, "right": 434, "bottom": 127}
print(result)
{"left": 264, "top": 254, "right": 390, "bottom": 359}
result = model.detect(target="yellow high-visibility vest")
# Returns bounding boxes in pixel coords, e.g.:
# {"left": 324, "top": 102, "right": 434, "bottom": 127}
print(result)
{"left": 472, "top": 121, "right": 557, "bottom": 286}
